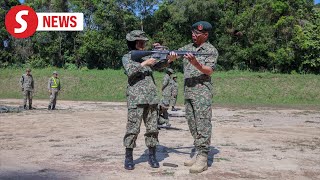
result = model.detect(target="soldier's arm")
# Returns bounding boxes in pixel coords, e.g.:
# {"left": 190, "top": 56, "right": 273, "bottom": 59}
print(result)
{"left": 185, "top": 48, "right": 218, "bottom": 76}
{"left": 20, "top": 75, "right": 24, "bottom": 89}
{"left": 48, "top": 79, "right": 51, "bottom": 90}
{"left": 31, "top": 76, "right": 34, "bottom": 90}
{"left": 162, "top": 75, "right": 170, "bottom": 90}
{"left": 58, "top": 80, "right": 61, "bottom": 91}
{"left": 122, "top": 54, "right": 143, "bottom": 78}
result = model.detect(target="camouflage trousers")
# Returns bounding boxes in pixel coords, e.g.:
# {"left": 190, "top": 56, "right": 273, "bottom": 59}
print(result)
{"left": 158, "top": 105, "right": 169, "bottom": 125}
{"left": 23, "top": 90, "right": 33, "bottom": 106}
{"left": 161, "top": 96, "right": 171, "bottom": 107}
{"left": 123, "top": 104, "right": 159, "bottom": 148}
{"left": 49, "top": 88, "right": 59, "bottom": 107}
{"left": 185, "top": 98, "right": 212, "bottom": 155}
{"left": 170, "top": 96, "right": 177, "bottom": 107}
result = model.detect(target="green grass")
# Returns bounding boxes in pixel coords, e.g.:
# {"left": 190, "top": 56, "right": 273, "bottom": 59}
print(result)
{"left": 1, "top": 68, "right": 319, "bottom": 108}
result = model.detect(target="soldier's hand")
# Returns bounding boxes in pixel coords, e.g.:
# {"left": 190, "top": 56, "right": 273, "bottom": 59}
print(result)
{"left": 184, "top": 53, "right": 199, "bottom": 66}
{"left": 153, "top": 42, "right": 161, "bottom": 48}
{"left": 168, "top": 51, "right": 178, "bottom": 63}
{"left": 141, "top": 58, "right": 157, "bottom": 66}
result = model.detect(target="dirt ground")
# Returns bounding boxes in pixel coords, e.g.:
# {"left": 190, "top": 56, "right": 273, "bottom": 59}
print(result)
{"left": 0, "top": 99, "right": 320, "bottom": 180}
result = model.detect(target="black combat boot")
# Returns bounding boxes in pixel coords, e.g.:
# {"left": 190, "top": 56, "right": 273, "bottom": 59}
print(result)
{"left": 23, "top": 105, "right": 27, "bottom": 110}
{"left": 29, "top": 104, "right": 32, "bottom": 110}
{"left": 148, "top": 147, "right": 159, "bottom": 168}
{"left": 124, "top": 148, "right": 134, "bottom": 170}
{"left": 52, "top": 105, "right": 55, "bottom": 110}
{"left": 48, "top": 105, "right": 51, "bottom": 110}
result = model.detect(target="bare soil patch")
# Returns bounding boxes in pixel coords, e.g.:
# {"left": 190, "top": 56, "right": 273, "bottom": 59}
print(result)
{"left": 1, "top": 99, "right": 320, "bottom": 180}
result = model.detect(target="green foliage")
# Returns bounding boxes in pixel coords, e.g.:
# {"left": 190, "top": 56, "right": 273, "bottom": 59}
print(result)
{"left": 0, "top": 0, "right": 319, "bottom": 74}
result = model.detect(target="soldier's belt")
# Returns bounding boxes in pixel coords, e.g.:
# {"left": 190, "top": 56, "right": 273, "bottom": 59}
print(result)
{"left": 184, "top": 75, "right": 211, "bottom": 87}
{"left": 128, "top": 71, "right": 152, "bottom": 86}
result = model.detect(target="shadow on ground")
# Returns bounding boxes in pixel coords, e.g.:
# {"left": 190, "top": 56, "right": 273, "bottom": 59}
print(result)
{"left": 134, "top": 145, "right": 219, "bottom": 167}
{"left": 0, "top": 169, "right": 73, "bottom": 180}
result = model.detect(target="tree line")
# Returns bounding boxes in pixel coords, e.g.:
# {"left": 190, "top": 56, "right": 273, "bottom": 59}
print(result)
{"left": 1, "top": 0, "right": 319, "bottom": 74}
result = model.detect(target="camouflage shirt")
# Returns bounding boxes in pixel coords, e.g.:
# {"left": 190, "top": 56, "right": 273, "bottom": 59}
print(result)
{"left": 162, "top": 74, "right": 171, "bottom": 96}
{"left": 178, "top": 42, "right": 218, "bottom": 101}
{"left": 20, "top": 74, "right": 34, "bottom": 91}
{"left": 122, "top": 51, "right": 159, "bottom": 108}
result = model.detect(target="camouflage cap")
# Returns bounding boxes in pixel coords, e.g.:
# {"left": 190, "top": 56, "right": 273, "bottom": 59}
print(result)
{"left": 53, "top": 71, "right": 58, "bottom": 74}
{"left": 172, "top": 74, "right": 177, "bottom": 78}
{"left": 26, "top": 68, "right": 31, "bottom": 72}
{"left": 126, "top": 30, "right": 149, "bottom": 41}
{"left": 191, "top": 21, "right": 212, "bottom": 32}
{"left": 167, "top": 68, "right": 174, "bottom": 74}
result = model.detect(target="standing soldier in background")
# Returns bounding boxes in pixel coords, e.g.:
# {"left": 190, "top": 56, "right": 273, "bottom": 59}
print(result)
{"left": 20, "top": 68, "right": 34, "bottom": 110}
{"left": 168, "top": 21, "right": 218, "bottom": 173}
{"left": 170, "top": 74, "right": 178, "bottom": 111}
{"left": 158, "top": 68, "right": 174, "bottom": 127}
{"left": 161, "top": 68, "right": 174, "bottom": 107}
{"left": 122, "top": 30, "right": 160, "bottom": 170}
{"left": 48, "top": 71, "right": 61, "bottom": 110}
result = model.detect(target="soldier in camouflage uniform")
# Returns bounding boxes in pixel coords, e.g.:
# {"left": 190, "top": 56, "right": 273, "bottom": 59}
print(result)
{"left": 122, "top": 30, "right": 160, "bottom": 170}
{"left": 168, "top": 21, "right": 218, "bottom": 173}
{"left": 48, "top": 71, "right": 61, "bottom": 110}
{"left": 158, "top": 68, "right": 174, "bottom": 127}
{"left": 20, "top": 68, "right": 34, "bottom": 110}
{"left": 170, "top": 74, "right": 178, "bottom": 111}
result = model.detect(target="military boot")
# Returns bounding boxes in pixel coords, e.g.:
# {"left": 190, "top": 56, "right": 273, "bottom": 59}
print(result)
{"left": 29, "top": 104, "right": 32, "bottom": 110}
{"left": 189, "top": 154, "right": 208, "bottom": 174}
{"left": 148, "top": 147, "right": 159, "bottom": 168}
{"left": 48, "top": 105, "right": 51, "bottom": 110}
{"left": 124, "top": 148, "right": 134, "bottom": 170}
{"left": 23, "top": 105, "right": 27, "bottom": 110}
{"left": 171, "top": 106, "right": 178, "bottom": 111}
{"left": 184, "top": 153, "right": 197, "bottom": 166}
{"left": 52, "top": 105, "right": 55, "bottom": 110}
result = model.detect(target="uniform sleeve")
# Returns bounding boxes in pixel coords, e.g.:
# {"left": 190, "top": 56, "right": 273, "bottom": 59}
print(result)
{"left": 58, "top": 79, "right": 61, "bottom": 90}
{"left": 31, "top": 76, "right": 34, "bottom": 89}
{"left": 20, "top": 75, "right": 24, "bottom": 88}
{"left": 204, "top": 47, "right": 219, "bottom": 71}
{"left": 162, "top": 75, "right": 170, "bottom": 91}
{"left": 48, "top": 78, "right": 52, "bottom": 90}
{"left": 122, "top": 53, "right": 143, "bottom": 78}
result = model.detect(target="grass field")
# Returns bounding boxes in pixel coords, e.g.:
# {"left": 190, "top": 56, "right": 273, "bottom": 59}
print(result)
{"left": 1, "top": 68, "right": 319, "bottom": 107}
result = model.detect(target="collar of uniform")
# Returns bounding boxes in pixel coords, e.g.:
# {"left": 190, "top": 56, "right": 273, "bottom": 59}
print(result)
{"left": 193, "top": 41, "right": 209, "bottom": 51}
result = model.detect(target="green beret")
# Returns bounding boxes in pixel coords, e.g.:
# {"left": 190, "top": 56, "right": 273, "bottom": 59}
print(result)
{"left": 126, "top": 30, "right": 149, "bottom": 41}
{"left": 191, "top": 21, "right": 212, "bottom": 32}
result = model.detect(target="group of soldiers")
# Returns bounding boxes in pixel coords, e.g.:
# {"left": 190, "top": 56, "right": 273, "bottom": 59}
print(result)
{"left": 158, "top": 68, "right": 178, "bottom": 127}
{"left": 123, "top": 20, "right": 218, "bottom": 174}
{"left": 20, "top": 69, "right": 61, "bottom": 110}
{"left": 19, "top": 20, "right": 217, "bottom": 174}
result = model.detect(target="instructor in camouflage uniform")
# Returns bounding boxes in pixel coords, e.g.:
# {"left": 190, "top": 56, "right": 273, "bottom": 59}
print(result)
{"left": 48, "top": 71, "right": 61, "bottom": 110}
{"left": 20, "top": 68, "right": 34, "bottom": 110}
{"left": 122, "top": 30, "right": 160, "bottom": 170}
{"left": 168, "top": 21, "right": 218, "bottom": 173}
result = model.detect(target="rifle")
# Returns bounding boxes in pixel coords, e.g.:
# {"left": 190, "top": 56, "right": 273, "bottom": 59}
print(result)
{"left": 131, "top": 50, "right": 215, "bottom": 63}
